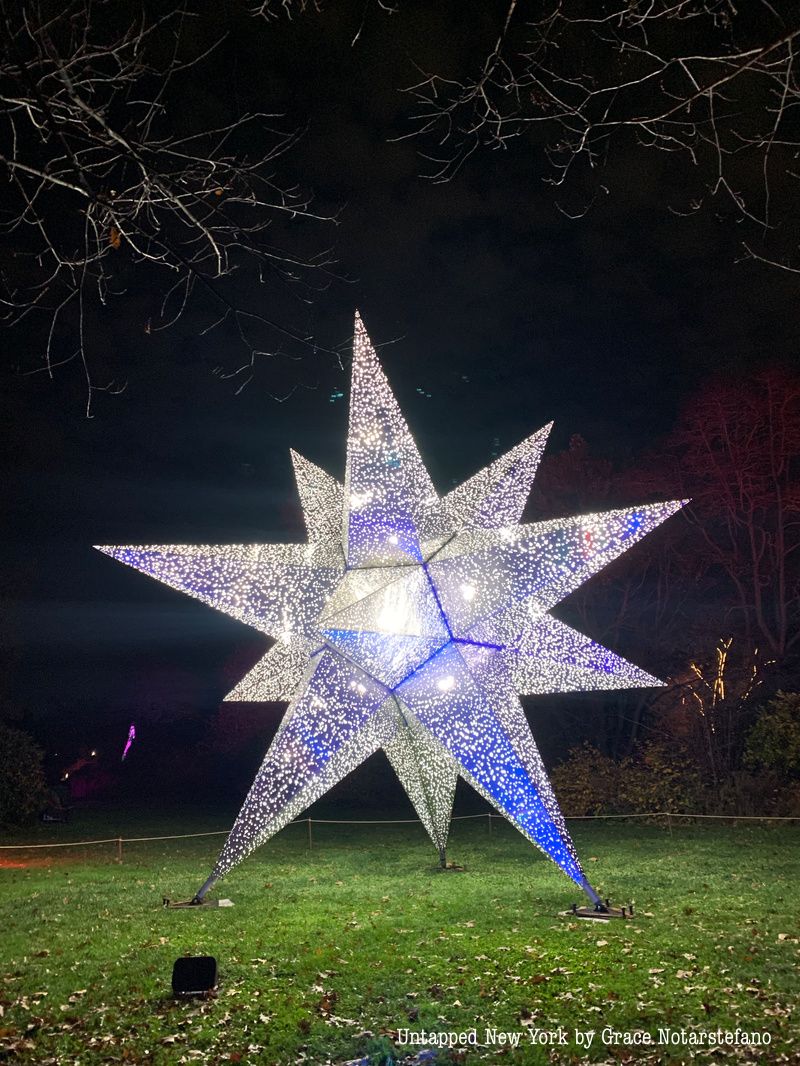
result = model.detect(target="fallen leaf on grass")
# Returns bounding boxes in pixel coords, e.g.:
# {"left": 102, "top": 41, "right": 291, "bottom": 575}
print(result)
{"left": 316, "top": 989, "right": 338, "bottom": 1016}
{"left": 323, "top": 1013, "right": 358, "bottom": 1028}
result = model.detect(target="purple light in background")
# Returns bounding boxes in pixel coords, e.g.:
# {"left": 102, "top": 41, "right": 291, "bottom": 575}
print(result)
{"left": 121, "top": 722, "right": 136, "bottom": 761}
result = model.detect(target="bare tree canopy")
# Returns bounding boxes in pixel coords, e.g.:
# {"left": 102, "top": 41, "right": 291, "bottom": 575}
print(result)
{"left": 3, "top": 0, "right": 800, "bottom": 414}
{"left": 0, "top": 0, "right": 335, "bottom": 413}
{"left": 666, "top": 367, "right": 800, "bottom": 662}
{"left": 402, "top": 1, "right": 800, "bottom": 268}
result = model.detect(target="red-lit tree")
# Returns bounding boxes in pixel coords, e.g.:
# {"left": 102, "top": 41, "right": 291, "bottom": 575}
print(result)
{"left": 656, "top": 367, "right": 800, "bottom": 664}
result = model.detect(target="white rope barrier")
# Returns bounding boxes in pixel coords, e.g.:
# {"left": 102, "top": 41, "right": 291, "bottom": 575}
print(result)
{"left": 115, "top": 831, "right": 230, "bottom": 842}
{"left": 0, "top": 837, "right": 122, "bottom": 849}
{"left": 0, "top": 810, "right": 798, "bottom": 852}
{"left": 310, "top": 813, "right": 492, "bottom": 825}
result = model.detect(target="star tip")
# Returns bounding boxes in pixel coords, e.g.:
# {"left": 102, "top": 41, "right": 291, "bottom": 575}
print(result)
{"left": 354, "top": 310, "right": 374, "bottom": 340}
{"left": 641, "top": 670, "right": 666, "bottom": 687}
{"left": 527, "top": 421, "right": 554, "bottom": 441}
{"left": 664, "top": 498, "right": 690, "bottom": 515}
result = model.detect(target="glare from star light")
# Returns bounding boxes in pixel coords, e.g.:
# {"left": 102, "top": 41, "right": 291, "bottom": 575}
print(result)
{"left": 96, "top": 312, "right": 685, "bottom": 904}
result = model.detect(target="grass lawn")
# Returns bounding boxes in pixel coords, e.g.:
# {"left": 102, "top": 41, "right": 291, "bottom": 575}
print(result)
{"left": 1, "top": 809, "right": 798, "bottom": 1064}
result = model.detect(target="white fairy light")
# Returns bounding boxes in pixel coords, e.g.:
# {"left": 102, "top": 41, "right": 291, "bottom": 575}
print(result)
{"left": 96, "top": 311, "right": 685, "bottom": 904}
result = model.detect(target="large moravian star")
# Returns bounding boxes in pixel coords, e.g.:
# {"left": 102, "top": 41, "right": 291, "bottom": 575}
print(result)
{"left": 97, "top": 312, "right": 684, "bottom": 904}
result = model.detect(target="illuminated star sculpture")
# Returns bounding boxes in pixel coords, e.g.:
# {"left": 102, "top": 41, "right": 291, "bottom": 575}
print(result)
{"left": 96, "top": 313, "right": 684, "bottom": 905}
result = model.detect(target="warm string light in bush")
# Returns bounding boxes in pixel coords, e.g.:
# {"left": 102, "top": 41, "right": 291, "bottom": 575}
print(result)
{"left": 96, "top": 312, "right": 685, "bottom": 903}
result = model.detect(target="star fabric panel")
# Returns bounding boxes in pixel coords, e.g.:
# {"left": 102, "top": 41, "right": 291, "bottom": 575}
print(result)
{"left": 469, "top": 609, "right": 662, "bottom": 695}
{"left": 343, "top": 313, "right": 439, "bottom": 568}
{"left": 291, "top": 450, "right": 346, "bottom": 554}
{"left": 434, "top": 424, "right": 552, "bottom": 532}
{"left": 322, "top": 629, "right": 448, "bottom": 690}
{"left": 384, "top": 701, "right": 459, "bottom": 852}
{"left": 211, "top": 651, "right": 398, "bottom": 880}
{"left": 323, "top": 566, "right": 449, "bottom": 640}
{"left": 94, "top": 543, "right": 340, "bottom": 639}
{"left": 426, "top": 501, "right": 685, "bottom": 636}
{"left": 396, "top": 642, "right": 586, "bottom": 887}
{"left": 226, "top": 633, "right": 314, "bottom": 702}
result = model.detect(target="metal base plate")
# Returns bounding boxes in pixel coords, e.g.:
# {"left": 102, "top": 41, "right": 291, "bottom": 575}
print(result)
{"left": 163, "top": 897, "right": 234, "bottom": 909}
{"left": 563, "top": 903, "right": 633, "bottom": 921}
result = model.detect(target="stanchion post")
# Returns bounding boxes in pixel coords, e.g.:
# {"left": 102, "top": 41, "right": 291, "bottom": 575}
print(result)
{"left": 667, "top": 811, "right": 673, "bottom": 836}
{"left": 116, "top": 837, "right": 123, "bottom": 863}
{"left": 487, "top": 812, "right": 492, "bottom": 835}
{"left": 307, "top": 817, "right": 313, "bottom": 850}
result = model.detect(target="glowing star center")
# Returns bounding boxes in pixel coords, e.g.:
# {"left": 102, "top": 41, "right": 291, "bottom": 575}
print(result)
{"left": 318, "top": 562, "right": 452, "bottom": 689}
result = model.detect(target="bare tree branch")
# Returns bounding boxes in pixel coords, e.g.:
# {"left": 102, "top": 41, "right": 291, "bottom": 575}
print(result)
{"left": 0, "top": 0, "right": 338, "bottom": 413}
{"left": 399, "top": 1, "right": 800, "bottom": 272}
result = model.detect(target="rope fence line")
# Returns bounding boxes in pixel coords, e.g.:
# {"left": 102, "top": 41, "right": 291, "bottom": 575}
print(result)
{"left": 0, "top": 836, "right": 123, "bottom": 850}
{"left": 308, "top": 813, "right": 491, "bottom": 825}
{"left": 1, "top": 810, "right": 799, "bottom": 858}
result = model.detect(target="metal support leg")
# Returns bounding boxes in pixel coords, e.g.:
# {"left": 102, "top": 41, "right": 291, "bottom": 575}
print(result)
{"left": 193, "top": 872, "right": 219, "bottom": 904}
{"left": 581, "top": 879, "right": 604, "bottom": 909}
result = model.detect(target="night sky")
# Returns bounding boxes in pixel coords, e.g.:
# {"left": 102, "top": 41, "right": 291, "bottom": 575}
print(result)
{"left": 3, "top": 2, "right": 797, "bottom": 769}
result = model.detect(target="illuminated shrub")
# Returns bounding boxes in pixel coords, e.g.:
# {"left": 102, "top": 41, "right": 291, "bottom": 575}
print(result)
{"left": 745, "top": 692, "right": 800, "bottom": 778}
{"left": 551, "top": 743, "right": 622, "bottom": 815}
{"left": 618, "top": 741, "right": 702, "bottom": 814}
